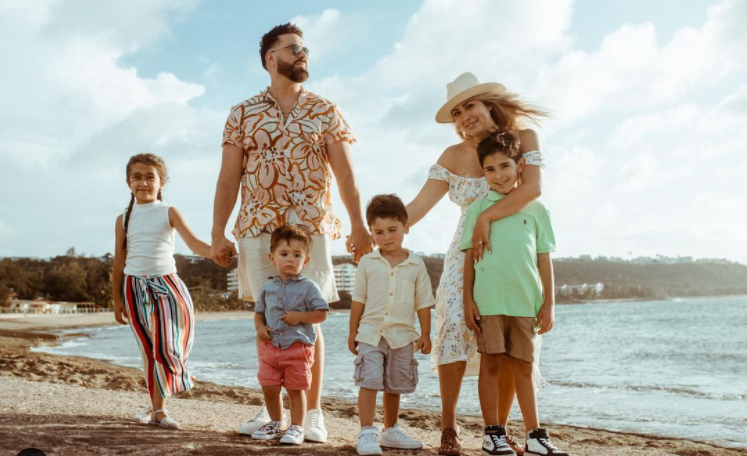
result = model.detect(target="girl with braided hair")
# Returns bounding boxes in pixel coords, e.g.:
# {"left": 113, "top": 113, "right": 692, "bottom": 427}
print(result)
{"left": 112, "top": 153, "right": 214, "bottom": 430}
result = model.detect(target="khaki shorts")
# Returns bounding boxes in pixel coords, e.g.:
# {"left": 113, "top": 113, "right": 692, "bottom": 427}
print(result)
{"left": 236, "top": 232, "right": 339, "bottom": 304}
{"left": 477, "top": 315, "right": 537, "bottom": 363}
{"left": 353, "top": 339, "right": 419, "bottom": 394}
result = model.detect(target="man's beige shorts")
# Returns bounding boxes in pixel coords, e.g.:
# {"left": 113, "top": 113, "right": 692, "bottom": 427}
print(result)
{"left": 236, "top": 232, "right": 339, "bottom": 303}
{"left": 476, "top": 315, "right": 537, "bottom": 364}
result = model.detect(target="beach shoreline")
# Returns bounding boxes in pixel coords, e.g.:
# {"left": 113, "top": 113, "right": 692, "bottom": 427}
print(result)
{"left": 0, "top": 313, "right": 744, "bottom": 455}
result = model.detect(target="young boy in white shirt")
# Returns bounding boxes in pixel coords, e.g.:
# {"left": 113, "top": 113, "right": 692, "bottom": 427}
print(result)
{"left": 348, "top": 194, "right": 435, "bottom": 456}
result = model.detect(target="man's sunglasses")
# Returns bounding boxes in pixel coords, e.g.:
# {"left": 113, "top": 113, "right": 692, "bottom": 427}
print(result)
{"left": 270, "top": 44, "right": 310, "bottom": 57}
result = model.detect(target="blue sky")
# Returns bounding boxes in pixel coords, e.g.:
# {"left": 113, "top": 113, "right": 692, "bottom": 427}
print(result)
{"left": 1, "top": 0, "right": 745, "bottom": 264}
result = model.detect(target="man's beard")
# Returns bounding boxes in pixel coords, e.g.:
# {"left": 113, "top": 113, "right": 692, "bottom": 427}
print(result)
{"left": 277, "top": 58, "right": 309, "bottom": 83}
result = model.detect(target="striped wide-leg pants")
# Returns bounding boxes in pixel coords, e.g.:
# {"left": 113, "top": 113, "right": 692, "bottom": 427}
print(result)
{"left": 123, "top": 273, "right": 195, "bottom": 399}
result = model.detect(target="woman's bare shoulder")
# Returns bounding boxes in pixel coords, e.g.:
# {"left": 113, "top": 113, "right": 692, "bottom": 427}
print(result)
{"left": 437, "top": 143, "right": 468, "bottom": 171}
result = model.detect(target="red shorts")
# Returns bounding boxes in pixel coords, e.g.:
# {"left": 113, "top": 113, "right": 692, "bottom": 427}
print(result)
{"left": 257, "top": 340, "right": 315, "bottom": 391}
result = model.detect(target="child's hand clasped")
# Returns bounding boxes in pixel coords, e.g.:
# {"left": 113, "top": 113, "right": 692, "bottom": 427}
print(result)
{"left": 536, "top": 302, "right": 555, "bottom": 335}
{"left": 416, "top": 334, "right": 431, "bottom": 354}
{"left": 257, "top": 325, "right": 273, "bottom": 341}
{"left": 280, "top": 311, "right": 305, "bottom": 326}
{"left": 464, "top": 298, "right": 482, "bottom": 333}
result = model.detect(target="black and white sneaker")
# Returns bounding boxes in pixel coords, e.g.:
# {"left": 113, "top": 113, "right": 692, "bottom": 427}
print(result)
{"left": 525, "top": 428, "right": 569, "bottom": 456}
{"left": 482, "top": 425, "right": 517, "bottom": 456}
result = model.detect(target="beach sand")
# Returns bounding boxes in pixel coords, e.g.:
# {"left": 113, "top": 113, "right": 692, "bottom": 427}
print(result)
{"left": 0, "top": 313, "right": 744, "bottom": 456}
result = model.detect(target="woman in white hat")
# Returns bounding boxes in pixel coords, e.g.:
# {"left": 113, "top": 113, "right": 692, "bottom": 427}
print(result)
{"left": 406, "top": 72, "right": 548, "bottom": 455}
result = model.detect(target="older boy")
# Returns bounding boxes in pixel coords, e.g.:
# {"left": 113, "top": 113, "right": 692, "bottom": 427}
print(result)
{"left": 349, "top": 194, "right": 434, "bottom": 455}
{"left": 460, "top": 132, "right": 568, "bottom": 456}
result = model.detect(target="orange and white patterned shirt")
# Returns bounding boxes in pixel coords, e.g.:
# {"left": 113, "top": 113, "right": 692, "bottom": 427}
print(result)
{"left": 222, "top": 87, "right": 356, "bottom": 239}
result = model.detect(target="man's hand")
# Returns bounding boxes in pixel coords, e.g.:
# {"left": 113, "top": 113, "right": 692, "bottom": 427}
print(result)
{"left": 113, "top": 300, "right": 128, "bottom": 325}
{"left": 416, "top": 333, "right": 431, "bottom": 354}
{"left": 211, "top": 235, "right": 236, "bottom": 267}
{"left": 347, "top": 224, "right": 373, "bottom": 263}
{"left": 280, "top": 312, "right": 305, "bottom": 326}
{"left": 536, "top": 302, "right": 555, "bottom": 335}
{"left": 347, "top": 333, "right": 359, "bottom": 355}
{"left": 464, "top": 298, "right": 482, "bottom": 333}
{"left": 257, "top": 325, "right": 273, "bottom": 341}
{"left": 471, "top": 215, "right": 492, "bottom": 263}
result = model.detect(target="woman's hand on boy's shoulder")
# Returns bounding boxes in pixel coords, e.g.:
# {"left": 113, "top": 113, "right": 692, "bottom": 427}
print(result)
{"left": 536, "top": 302, "right": 555, "bottom": 335}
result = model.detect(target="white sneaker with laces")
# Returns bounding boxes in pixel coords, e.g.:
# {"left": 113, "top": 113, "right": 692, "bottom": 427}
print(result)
{"left": 525, "top": 428, "right": 569, "bottom": 456}
{"left": 238, "top": 403, "right": 286, "bottom": 435}
{"left": 280, "top": 424, "right": 305, "bottom": 445}
{"left": 251, "top": 420, "right": 287, "bottom": 440}
{"left": 357, "top": 426, "right": 383, "bottom": 456}
{"left": 380, "top": 423, "right": 423, "bottom": 449}
{"left": 303, "top": 408, "right": 328, "bottom": 443}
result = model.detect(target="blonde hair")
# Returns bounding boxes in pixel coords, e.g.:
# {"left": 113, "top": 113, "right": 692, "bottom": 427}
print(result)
{"left": 453, "top": 91, "right": 550, "bottom": 140}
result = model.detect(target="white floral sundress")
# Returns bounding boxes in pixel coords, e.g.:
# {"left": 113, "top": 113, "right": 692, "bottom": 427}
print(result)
{"left": 429, "top": 151, "right": 547, "bottom": 381}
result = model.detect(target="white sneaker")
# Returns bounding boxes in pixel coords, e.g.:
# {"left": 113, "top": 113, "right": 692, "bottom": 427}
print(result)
{"left": 279, "top": 424, "right": 305, "bottom": 445}
{"left": 380, "top": 423, "right": 423, "bottom": 449}
{"left": 303, "top": 408, "right": 328, "bottom": 443}
{"left": 357, "top": 426, "right": 383, "bottom": 456}
{"left": 251, "top": 420, "right": 287, "bottom": 440}
{"left": 238, "top": 404, "right": 286, "bottom": 435}
{"left": 525, "top": 428, "right": 569, "bottom": 456}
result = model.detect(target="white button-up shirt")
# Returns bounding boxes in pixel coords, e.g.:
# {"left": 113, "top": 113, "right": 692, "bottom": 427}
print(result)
{"left": 352, "top": 249, "right": 434, "bottom": 349}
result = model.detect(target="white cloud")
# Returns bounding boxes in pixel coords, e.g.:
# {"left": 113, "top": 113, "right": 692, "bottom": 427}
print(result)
{"left": 290, "top": 9, "right": 358, "bottom": 62}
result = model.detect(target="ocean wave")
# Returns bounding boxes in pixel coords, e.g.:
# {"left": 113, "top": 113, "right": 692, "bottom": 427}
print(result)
{"left": 550, "top": 380, "right": 745, "bottom": 400}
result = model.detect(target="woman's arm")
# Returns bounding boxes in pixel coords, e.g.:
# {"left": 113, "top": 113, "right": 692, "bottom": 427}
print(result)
{"left": 472, "top": 129, "right": 544, "bottom": 261}
{"left": 169, "top": 207, "right": 212, "bottom": 258}
{"left": 406, "top": 179, "right": 448, "bottom": 227}
{"left": 112, "top": 215, "right": 128, "bottom": 325}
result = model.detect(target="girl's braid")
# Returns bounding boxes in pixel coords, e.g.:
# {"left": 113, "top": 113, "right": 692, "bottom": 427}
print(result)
{"left": 122, "top": 193, "right": 135, "bottom": 250}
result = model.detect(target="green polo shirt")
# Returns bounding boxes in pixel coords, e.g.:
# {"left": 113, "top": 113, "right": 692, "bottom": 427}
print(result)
{"left": 459, "top": 191, "right": 556, "bottom": 317}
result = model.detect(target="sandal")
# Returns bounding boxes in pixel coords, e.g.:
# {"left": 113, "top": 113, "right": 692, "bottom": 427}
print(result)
{"left": 438, "top": 427, "right": 461, "bottom": 455}
{"left": 506, "top": 434, "right": 525, "bottom": 455}
{"left": 129, "top": 408, "right": 152, "bottom": 424}
{"left": 150, "top": 408, "right": 181, "bottom": 430}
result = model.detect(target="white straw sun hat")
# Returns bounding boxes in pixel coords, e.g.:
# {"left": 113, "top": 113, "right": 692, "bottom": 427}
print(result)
{"left": 435, "top": 72, "right": 506, "bottom": 124}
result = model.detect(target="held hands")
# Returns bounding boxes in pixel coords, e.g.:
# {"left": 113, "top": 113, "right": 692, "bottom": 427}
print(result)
{"left": 211, "top": 235, "right": 237, "bottom": 267}
{"left": 416, "top": 333, "right": 431, "bottom": 354}
{"left": 471, "top": 215, "right": 491, "bottom": 263}
{"left": 280, "top": 312, "right": 305, "bottom": 326}
{"left": 347, "top": 333, "right": 359, "bottom": 355}
{"left": 536, "top": 302, "right": 555, "bottom": 335}
{"left": 345, "top": 225, "right": 374, "bottom": 263}
{"left": 256, "top": 324, "right": 273, "bottom": 341}
{"left": 113, "top": 300, "right": 129, "bottom": 325}
{"left": 464, "top": 298, "right": 482, "bottom": 333}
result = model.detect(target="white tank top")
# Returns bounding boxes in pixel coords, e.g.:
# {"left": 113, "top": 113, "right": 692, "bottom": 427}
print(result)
{"left": 123, "top": 200, "right": 177, "bottom": 277}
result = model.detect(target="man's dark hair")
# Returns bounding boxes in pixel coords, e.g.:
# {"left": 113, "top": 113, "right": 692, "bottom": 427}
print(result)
{"left": 477, "top": 130, "right": 521, "bottom": 167}
{"left": 366, "top": 194, "right": 408, "bottom": 227}
{"left": 260, "top": 23, "right": 304, "bottom": 70}
{"left": 270, "top": 224, "right": 313, "bottom": 253}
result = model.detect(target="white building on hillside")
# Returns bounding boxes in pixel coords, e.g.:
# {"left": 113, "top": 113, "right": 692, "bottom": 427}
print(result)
{"left": 227, "top": 268, "right": 239, "bottom": 292}
{"left": 334, "top": 263, "right": 357, "bottom": 293}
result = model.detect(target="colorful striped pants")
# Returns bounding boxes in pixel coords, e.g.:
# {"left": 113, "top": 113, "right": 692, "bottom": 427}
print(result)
{"left": 123, "top": 273, "right": 195, "bottom": 399}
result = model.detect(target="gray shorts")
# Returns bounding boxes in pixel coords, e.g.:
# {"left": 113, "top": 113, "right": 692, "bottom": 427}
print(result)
{"left": 353, "top": 338, "right": 419, "bottom": 394}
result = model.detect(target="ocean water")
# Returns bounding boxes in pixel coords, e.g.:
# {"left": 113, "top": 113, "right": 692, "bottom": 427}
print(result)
{"left": 36, "top": 296, "right": 747, "bottom": 448}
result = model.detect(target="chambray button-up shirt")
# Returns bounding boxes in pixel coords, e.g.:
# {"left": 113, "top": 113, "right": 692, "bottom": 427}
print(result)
{"left": 352, "top": 250, "right": 434, "bottom": 349}
{"left": 255, "top": 274, "right": 329, "bottom": 349}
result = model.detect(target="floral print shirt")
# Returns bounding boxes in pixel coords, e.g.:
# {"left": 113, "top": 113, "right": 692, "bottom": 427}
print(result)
{"left": 222, "top": 88, "right": 356, "bottom": 239}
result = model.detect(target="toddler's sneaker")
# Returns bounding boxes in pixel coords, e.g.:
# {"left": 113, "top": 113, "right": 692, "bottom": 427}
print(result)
{"left": 279, "top": 424, "right": 305, "bottom": 445}
{"left": 357, "top": 426, "right": 383, "bottom": 456}
{"left": 483, "top": 425, "right": 517, "bottom": 456}
{"left": 303, "top": 408, "right": 328, "bottom": 443}
{"left": 251, "top": 420, "right": 287, "bottom": 440}
{"left": 525, "top": 428, "right": 569, "bottom": 456}
{"left": 238, "top": 403, "right": 286, "bottom": 435}
{"left": 380, "top": 423, "right": 423, "bottom": 449}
